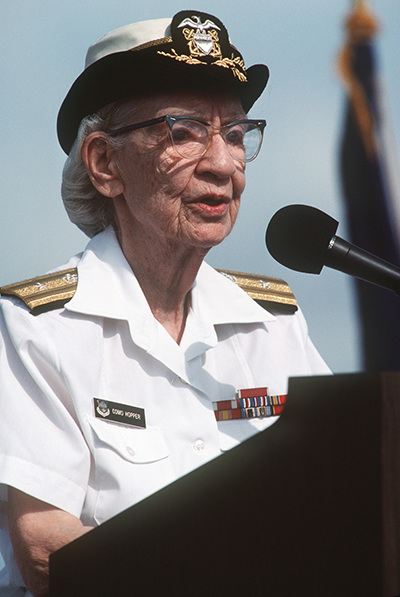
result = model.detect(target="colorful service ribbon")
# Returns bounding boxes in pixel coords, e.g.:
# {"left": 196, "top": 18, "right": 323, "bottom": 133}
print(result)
{"left": 213, "top": 389, "right": 286, "bottom": 422}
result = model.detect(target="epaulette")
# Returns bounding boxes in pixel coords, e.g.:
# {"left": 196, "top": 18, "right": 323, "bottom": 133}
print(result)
{"left": 217, "top": 269, "right": 297, "bottom": 313}
{"left": 0, "top": 267, "right": 297, "bottom": 316}
{"left": 0, "top": 268, "right": 78, "bottom": 315}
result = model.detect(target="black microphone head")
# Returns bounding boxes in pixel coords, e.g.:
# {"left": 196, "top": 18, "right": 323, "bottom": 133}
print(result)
{"left": 266, "top": 204, "right": 339, "bottom": 274}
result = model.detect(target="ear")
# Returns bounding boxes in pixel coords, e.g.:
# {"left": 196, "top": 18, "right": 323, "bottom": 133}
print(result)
{"left": 81, "top": 132, "right": 124, "bottom": 198}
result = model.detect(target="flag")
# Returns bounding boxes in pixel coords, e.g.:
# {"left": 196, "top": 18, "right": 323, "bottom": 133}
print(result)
{"left": 337, "top": 0, "right": 400, "bottom": 371}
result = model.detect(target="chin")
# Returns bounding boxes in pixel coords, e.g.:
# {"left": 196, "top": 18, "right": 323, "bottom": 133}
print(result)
{"left": 191, "top": 223, "right": 234, "bottom": 250}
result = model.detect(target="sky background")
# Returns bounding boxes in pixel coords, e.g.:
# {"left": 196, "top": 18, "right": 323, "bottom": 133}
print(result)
{"left": 1, "top": 0, "right": 400, "bottom": 374}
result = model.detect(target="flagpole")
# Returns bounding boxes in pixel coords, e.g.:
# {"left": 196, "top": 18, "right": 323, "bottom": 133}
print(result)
{"left": 337, "top": 0, "right": 400, "bottom": 371}
{"left": 337, "top": 0, "right": 378, "bottom": 158}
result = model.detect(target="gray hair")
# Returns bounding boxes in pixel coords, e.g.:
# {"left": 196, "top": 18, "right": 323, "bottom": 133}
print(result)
{"left": 61, "top": 99, "right": 142, "bottom": 238}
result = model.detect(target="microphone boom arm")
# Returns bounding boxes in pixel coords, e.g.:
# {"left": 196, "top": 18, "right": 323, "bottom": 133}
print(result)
{"left": 326, "top": 236, "right": 400, "bottom": 296}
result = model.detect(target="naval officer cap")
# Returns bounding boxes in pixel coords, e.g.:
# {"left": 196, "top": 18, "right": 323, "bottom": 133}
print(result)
{"left": 57, "top": 9, "right": 269, "bottom": 154}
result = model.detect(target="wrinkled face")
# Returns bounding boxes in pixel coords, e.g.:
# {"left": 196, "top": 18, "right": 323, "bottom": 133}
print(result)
{"left": 112, "top": 91, "right": 247, "bottom": 255}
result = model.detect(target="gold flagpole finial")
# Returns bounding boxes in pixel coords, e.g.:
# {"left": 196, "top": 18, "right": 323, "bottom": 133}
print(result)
{"left": 336, "top": 0, "right": 380, "bottom": 159}
{"left": 345, "top": 0, "right": 378, "bottom": 43}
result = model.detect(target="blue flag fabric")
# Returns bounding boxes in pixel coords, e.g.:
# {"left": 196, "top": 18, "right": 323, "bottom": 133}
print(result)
{"left": 338, "top": 3, "right": 400, "bottom": 371}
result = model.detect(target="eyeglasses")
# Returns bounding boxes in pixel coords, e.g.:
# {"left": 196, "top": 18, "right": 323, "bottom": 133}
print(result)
{"left": 109, "top": 115, "right": 266, "bottom": 163}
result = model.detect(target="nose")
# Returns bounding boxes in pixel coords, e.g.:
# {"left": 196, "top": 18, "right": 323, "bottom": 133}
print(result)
{"left": 196, "top": 132, "right": 238, "bottom": 179}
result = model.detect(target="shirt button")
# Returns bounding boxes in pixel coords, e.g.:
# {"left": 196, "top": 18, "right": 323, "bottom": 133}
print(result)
{"left": 193, "top": 439, "right": 205, "bottom": 453}
{"left": 126, "top": 447, "right": 135, "bottom": 457}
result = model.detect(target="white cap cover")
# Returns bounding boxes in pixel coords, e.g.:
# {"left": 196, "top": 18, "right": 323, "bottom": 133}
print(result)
{"left": 85, "top": 18, "right": 172, "bottom": 68}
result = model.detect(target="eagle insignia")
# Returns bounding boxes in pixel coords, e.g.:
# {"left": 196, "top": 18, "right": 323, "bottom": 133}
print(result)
{"left": 177, "top": 16, "right": 221, "bottom": 57}
{"left": 157, "top": 10, "right": 247, "bottom": 82}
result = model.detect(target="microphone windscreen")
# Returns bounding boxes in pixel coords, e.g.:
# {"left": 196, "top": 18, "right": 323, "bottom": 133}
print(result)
{"left": 266, "top": 205, "right": 339, "bottom": 274}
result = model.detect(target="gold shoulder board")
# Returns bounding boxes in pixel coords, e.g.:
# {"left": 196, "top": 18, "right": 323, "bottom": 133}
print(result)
{"left": 217, "top": 269, "right": 297, "bottom": 313}
{"left": 0, "top": 268, "right": 78, "bottom": 315}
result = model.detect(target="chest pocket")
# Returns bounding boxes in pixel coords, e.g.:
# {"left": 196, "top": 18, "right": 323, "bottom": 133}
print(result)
{"left": 87, "top": 416, "right": 170, "bottom": 463}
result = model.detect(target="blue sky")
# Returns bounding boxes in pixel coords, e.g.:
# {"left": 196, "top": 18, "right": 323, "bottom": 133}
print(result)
{"left": 1, "top": 0, "right": 400, "bottom": 373}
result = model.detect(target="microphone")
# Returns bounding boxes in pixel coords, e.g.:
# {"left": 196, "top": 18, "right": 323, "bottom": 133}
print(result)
{"left": 265, "top": 204, "right": 400, "bottom": 295}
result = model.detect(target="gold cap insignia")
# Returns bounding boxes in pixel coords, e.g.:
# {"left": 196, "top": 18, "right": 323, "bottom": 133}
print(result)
{"left": 178, "top": 16, "right": 221, "bottom": 57}
{"left": 157, "top": 11, "right": 247, "bottom": 82}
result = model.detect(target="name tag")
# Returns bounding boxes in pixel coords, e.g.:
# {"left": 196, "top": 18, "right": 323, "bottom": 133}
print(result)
{"left": 94, "top": 398, "right": 146, "bottom": 428}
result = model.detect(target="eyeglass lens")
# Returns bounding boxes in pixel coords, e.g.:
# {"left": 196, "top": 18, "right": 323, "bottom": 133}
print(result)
{"left": 169, "top": 119, "right": 262, "bottom": 162}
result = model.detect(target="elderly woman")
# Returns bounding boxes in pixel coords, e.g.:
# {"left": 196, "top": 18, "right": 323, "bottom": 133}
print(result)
{"left": 0, "top": 10, "right": 330, "bottom": 597}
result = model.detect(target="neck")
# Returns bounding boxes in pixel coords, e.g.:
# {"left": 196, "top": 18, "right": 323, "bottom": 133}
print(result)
{"left": 115, "top": 225, "right": 208, "bottom": 344}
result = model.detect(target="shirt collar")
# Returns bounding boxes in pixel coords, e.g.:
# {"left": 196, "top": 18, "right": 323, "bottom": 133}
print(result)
{"left": 66, "top": 226, "right": 275, "bottom": 364}
{"left": 66, "top": 227, "right": 158, "bottom": 349}
{"left": 193, "top": 262, "right": 276, "bottom": 326}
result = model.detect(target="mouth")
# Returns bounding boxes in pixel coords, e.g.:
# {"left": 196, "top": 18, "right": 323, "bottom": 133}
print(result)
{"left": 200, "top": 197, "right": 227, "bottom": 207}
{"left": 192, "top": 194, "right": 230, "bottom": 213}
{"left": 193, "top": 195, "right": 230, "bottom": 217}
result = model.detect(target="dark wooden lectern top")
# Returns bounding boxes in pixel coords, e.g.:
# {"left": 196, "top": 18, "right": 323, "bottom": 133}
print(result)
{"left": 50, "top": 372, "right": 400, "bottom": 596}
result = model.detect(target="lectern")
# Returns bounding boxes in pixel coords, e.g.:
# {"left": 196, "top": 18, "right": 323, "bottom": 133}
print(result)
{"left": 50, "top": 373, "right": 400, "bottom": 596}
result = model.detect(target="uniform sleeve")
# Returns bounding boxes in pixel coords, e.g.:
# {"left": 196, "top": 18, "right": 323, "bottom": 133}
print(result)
{"left": 0, "top": 297, "right": 90, "bottom": 519}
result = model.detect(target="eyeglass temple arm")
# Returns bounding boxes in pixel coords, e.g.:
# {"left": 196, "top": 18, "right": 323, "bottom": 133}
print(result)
{"left": 109, "top": 116, "right": 167, "bottom": 137}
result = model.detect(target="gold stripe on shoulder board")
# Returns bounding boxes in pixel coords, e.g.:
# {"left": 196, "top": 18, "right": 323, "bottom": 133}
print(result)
{"left": 217, "top": 269, "right": 297, "bottom": 311}
{"left": 1, "top": 266, "right": 296, "bottom": 314}
{"left": 0, "top": 268, "right": 78, "bottom": 315}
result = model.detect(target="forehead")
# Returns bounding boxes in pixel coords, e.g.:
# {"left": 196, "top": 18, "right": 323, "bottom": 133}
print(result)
{"left": 134, "top": 90, "right": 246, "bottom": 121}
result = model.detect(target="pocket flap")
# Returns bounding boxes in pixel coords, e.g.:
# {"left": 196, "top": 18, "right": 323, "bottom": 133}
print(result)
{"left": 87, "top": 417, "right": 170, "bottom": 464}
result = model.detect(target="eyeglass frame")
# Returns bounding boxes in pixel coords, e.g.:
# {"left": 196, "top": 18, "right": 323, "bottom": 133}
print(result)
{"left": 108, "top": 115, "right": 266, "bottom": 163}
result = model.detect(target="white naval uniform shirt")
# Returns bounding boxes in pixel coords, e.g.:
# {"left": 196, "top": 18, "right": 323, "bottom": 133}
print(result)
{"left": 0, "top": 227, "right": 330, "bottom": 594}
